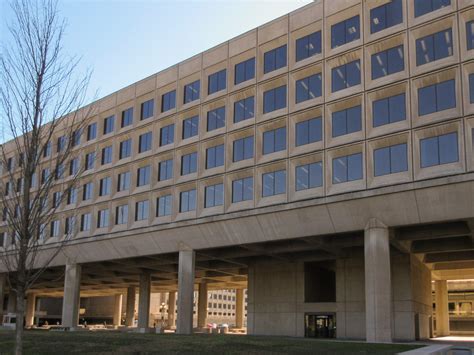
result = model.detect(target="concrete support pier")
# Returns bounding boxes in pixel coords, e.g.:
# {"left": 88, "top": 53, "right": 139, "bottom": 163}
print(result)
{"left": 364, "top": 219, "right": 392, "bottom": 343}
{"left": 125, "top": 286, "right": 136, "bottom": 327}
{"left": 197, "top": 282, "right": 208, "bottom": 329}
{"left": 61, "top": 263, "right": 81, "bottom": 329}
{"left": 177, "top": 248, "right": 195, "bottom": 334}
{"left": 0, "top": 274, "right": 6, "bottom": 324}
{"left": 168, "top": 291, "right": 176, "bottom": 328}
{"left": 435, "top": 280, "right": 450, "bottom": 337}
{"left": 25, "top": 293, "right": 36, "bottom": 327}
{"left": 137, "top": 272, "right": 151, "bottom": 331}
{"left": 235, "top": 289, "right": 244, "bottom": 329}
{"left": 113, "top": 294, "right": 123, "bottom": 327}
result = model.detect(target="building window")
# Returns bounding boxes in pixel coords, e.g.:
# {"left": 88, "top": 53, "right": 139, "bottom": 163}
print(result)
{"left": 181, "top": 152, "right": 197, "bottom": 175}
{"left": 263, "top": 127, "right": 286, "bottom": 155}
{"left": 205, "top": 183, "right": 224, "bottom": 208}
{"left": 233, "top": 136, "right": 254, "bottom": 162}
{"left": 158, "top": 159, "right": 173, "bottom": 181}
{"left": 50, "top": 220, "right": 60, "bottom": 237}
{"left": 80, "top": 213, "right": 91, "bottom": 232}
{"left": 41, "top": 168, "right": 50, "bottom": 184}
{"left": 332, "top": 105, "right": 362, "bottom": 137}
{"left": 101, "top": 146, "right": 113, "bottom": 165}
{"left": 57, "top": 136, "right": 66, "bottom": 152}
{"left": 138, "top": 132, "right": 152, "bottom": 153}
{"left": 67, "top": 188, "right": 77, "bottom": 205}
{"left": 296, "top": 162, "right": 323, "bottom": 191}
{"left": 331, "top": 60, "right": 361, "bottom": 92}
{"left": 418, "top": 79, "right": 455, "bottom": 116}
{"left": 262, "top": 170, "right": 286, "bottom": 197}
{"left": 234, "top": 96, "right": 254, "bottom": 123}
{"left": 420, "top": 132, "right": 458, "bottom": 168}
{"left": 72, "top": 129, "right": 81, "bottom": 147}
{"left": 332, "top": 153, "right": 363, "bottom": 184}
{"left": 467, "top": 21, "right": 474, "bottom": 50}
{"left": 99, "top": 177, "right": 111, "bottom": 196}
{"left": 117, "top": 172, "right": 131, "bottom": 192}
{"left": 183, "top": 116, "right": 199, "bottom": 139}
{"left": 373, "top": 93, "right": 406, "bottom": 127}
{"left": 83, "top": 182, "right": 93, "bottom": 200}
{"left": 470, "top": 74, "right": 474, "bottom": 104}
{"left": 296, "top": 117, "right": 322, "bottom": 147}
{"left": 235, "top": 57, "right": 255, "bottom": 85}
{"left": 184, "top": 80, "right": 200, "bottom": 103}
{"left": 52, "top": 191, "right": 61, "bottom": 208}
{"left": 208, "top": 69, "right": 226, "bottom": 94}
{"left": 69, "top": 158, "right": 79, "bottom": 175}
{"left": 116, "top": 204, "right": 128, "bottom": 225}
{"left": 157, "top": 195, "right": 172, "bottom": 217}
{"left": 119, "top": 139, "right": 132, "bottom": 159}
{"left": 331, "top": 15, "right": 360, "bottom": 49}
{"left": 43, "top": 141, "right": 51, "bottom": 158}
{"left": 103, "top": 115, "right": 115, "bottom": 135}
{"left": 180, "top": 189, "right": 196, "bottom": 212}
{"left": 264, "top": 45, "right": 287, "bottom": 74}
{"left": 161, "top": 90, "right": 176, "bottom": 112}
{"left": 137, "top": 165, "right": 151, "bottom": 187}
{"left": 141, "top": 99, "right": 154, "bottom": 120}
{"left": 160, "top": 124, "right": 175, "bottom": 146}
{"left": 374, "top": 143, "right": 408, "bottom": 177}
{"left": 97, "top": 209, "right": 109, "bottom": 228}
{"left": 263, "top": 85, "right": 286, "bottom": 113}
{"left": 371, "top": 45, "right": 404, "bottom": 80}
{"left": 121, "top": 107, "right": 133, "bottom": 127}
{"left": 416, "top": 29, "right": 453, "bottom": 66}
{"left": 135, "top": 200, "right": 149, "bottom": 221}
{"left": 87, "top": 123, "right": 97, "bottom": 141}
{"left": 296, "top": 31, "right": 322, "bottom": 62}
{"left": 206, "top": 144, "right": 224, "bottom": 169}
{"left": 85, "top": 152, "right": 95, "bottom": 170}
{"left": 232, "top": 177, "right": 253, "bottom": 203}
{"left": 414, "top": 0, "right": 450, "bottom": 18}
{"left": 55, "top": 164, "right": 64, "bottom": 180}
{"left": 207, "top": 106, "right": 225, "bottom": 131}
{"left": 370, "top": 0, "right": 403, "bottom": 34}
{"left": 296, "top": 73, "right": 322, "bottom": 103}
{"left": 66, "top": 218, "right": 75, "bottom": 236}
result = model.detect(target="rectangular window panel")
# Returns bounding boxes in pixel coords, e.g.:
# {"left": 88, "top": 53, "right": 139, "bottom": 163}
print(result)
{"left": 117, "top": 172, "right": 130, "bottom": 192}
{"left": 232, "top": 177, "right": 253, "bottom": 203}
{"left": 101, "top": 146, "right": 113, "bottom": 165}
{"left": 207, "top": 106, "right": 226, "bottom": 131}
{"left": 137, "top": 166, "right": 150, "bottom": 186}
{"left": 234, "top": 96, "right": 254, "bottom": 123}
{"left": 263, "top": 127, "right": 286, "bottom": 155}
{"left": 99, "top": 177, "right": 111, "bottom": 196}
{"left": 180, "top": 189, "right": 196, "bottom": 212}
{"left": 184, "top": 80, "right": 200, "bottom": 103}
{"left": 138, "top": 132, "right": 152, "bottom": 153}
{"left": 181, "top": 152, "right": 197, "bottom": 175}
{"left": 263, "top": 85, "right": 287, "bottom": 113}
{"left": 208, "top": 69, "right": 226, "bottom": 94}
{"left": 331, "top": 15, "right": 360, "bottom": 49}
{"left": 296, "top": 117, "right": 322, "bottom": 146}
{"left": 103, "top": 116, "right": 115, "bottom": 134}
{"left": 141, "top": 99, "right": 154, "bottom": 120}
{"left": 371, "top": 45, "right": 404, "bottom": 80}
{"left": 87, "top": 123, "right": 97, "bottom": 140}
{"left": 234, "top": 57, "right": 255, "bottom": 85}
{"left": 264, "top": 45, "right": 287, "bottom": 74}
{"left": 331, "top": 60, "right": 361, "bottom": 93}
{"left": 296, "top": 162, "right": 323, "bottom": 191}
{"left": 370, "top": 0, "right": 403, "bottom": 34}
{"left": 116, "top": 205, "right": 128, "bottom": 225}
{"left": 160, "top": 124, "right": 175, "bottom": 146}
{"left": 467, "top": 20, "right": 474, "bottom": 50}
{"left": 332, "top": 153, "right": 363, "bottom": 184}
{"left": 97, "top": 209, "right": 109, "bottom": 228}
{"left": 374, "top": 143, "right": 408, "bottom": 177}
{"left": 332, "top": 105, "right": 361, "bottom": 137}
{"left": 296, "top": 73, "right": 322, "bottom": 103}
{"left": 233, "top": 136, "right": 254, "bottom": 162}
{"left": 418, "top": 79, "right": 455, "bottom": 116}
{"left": 420, "top": 132, "right": 458, "bottom": 168}
{"left": 119, "top": 139, "right": 132, "bottom": 159}
{"left": 161, "top": 90, "right": 176, "bottom": 112}
{"left": 296, "top": 31, "right": 322, "bottom": 62}
{"left": 416, "top": 29, "right": 453, "bottom": 66}
{"left": 262, "top": 170, "right": 286, "bottom": 197}
{"left": 158, "top": 159, "right": 173, "bottom": 181}
{"left": 414, "top": 0, "right": 450, "bottom": 18}
{"left": 373, "top": 93, "right": 406, "bottom": 127}
{"left": 135, "top": 200, "right": 149, "bottom": 221}
{"left": 182, "top": 115, "right": 199, "bottom": 139}
{"left": 205, "top": 183, "right": 224, "bottom": 208}
{"left": 470, "top": 74, "right": 474, "bottom": 104}
{"left": 206, "top": 145, "right": 224, "bottom": 169}
{"left": 121, "top": 107, "right": 133, "bottom": 127}
{"left": 157, "top": 195, "right": 172, "bottom": 217}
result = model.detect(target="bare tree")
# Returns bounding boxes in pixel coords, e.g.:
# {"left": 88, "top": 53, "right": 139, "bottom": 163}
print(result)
{"left": 0, "top": 0, "right": 93, "bottom": 353}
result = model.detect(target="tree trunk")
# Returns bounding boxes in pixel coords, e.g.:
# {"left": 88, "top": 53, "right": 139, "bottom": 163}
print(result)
{"left": 15, "top": 289, "right": 25, "bottom": 355}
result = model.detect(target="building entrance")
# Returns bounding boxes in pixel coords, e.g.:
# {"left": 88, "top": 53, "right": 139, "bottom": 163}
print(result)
{"left": 304, "top": 314, "right": 336, "bottom": 338}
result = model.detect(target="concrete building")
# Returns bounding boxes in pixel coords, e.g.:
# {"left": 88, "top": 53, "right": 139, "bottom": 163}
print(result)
{"left": 1, "top": 0, "right": 474, "bottom": 342}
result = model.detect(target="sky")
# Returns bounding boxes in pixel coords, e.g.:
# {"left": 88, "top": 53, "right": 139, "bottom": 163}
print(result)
{"left": 1, "top": 0, "right": 312, "bottom": 104}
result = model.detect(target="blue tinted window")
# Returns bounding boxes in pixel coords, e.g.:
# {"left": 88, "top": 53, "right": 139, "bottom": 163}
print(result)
{"left": 235, "top": 57, "right": 255, "bottom": 85}
{"left": 141, "top": 99, "right": 154, "bottom": 120}
{"left": 264, "top": 45, "right": 287, "bottom": 74}
{"left": 233, "top": 136, "right": 254, "bottom": 162}
{"left": 467, "top": 21, "right": 474, "bottom": 50}
{"left": 332, "top": 153, "right": 363, "bottom": 184}
{"left": 371, "top": 45, "right": 404, "bottom": 80}
{"left": 263, "top": 85, "right": 287, "bottom": 113}
{"left": 184, "top": 80, "right": 200, "bottom": 103}
{"left": 208, "top": 69, "right": 226, "bottom": 94}
{"left": 101, "top": 146, "right": 112, "bottom": 165}
{"left": 206, "top": 144, "right": 224, "bottom": 169}
{"left": 470, "top": 74, "right": 474, "bottom": 104}
{"left": 296, "top": 117, "right": 322, "bottom": 146}
{"left": 103, "top": 115, "right": 115, "bottom": 134}
{"left": 157, "top": 195, "right": 172, "bottom": 217}
{"left": 119, "top": 139, "right": 131, "bottom": 159}
{"left": 332, "top": 60, "right": 361, "bottom": 92}
{"left": 262, "top": 170, "right": 286, "bottom": 197}
{"left": 296, "top": 73, "right": 322, "bottom": 103}
{"left": 374, "top": 143, "right": 408, "bottom": 177}
{"left": 232, "top": 177, "right": 253, "bottom": 203}
{"left": 138, "top": 132, "right": 152, "bottom": 153}
{"left": 160, "top": 124, "right": 174, "bottom": 146}
{"left": 121, "top": 108, "right": 133, "bottom": 127}
{"left": 331, "top": 16, "right": 360, "bottom": 49}
{"left": 207, "top": 106, "right": 226, "bottom": 131}
{"left": 296, "top": 162, "right": 323, "bottom": 191}
{"left": 87, "top": 123, "right": 97, "bottom": 141}
{"left": 161, "top": 90, "right": 176, "bottom": 112}
{"left": 296, "top": 31, "right": 322, "bottom": 62}
{"left": 263, "top": 127, "right": 286, "bottom": 155}
{"left": 158, "top": 159, "right": 173, "bottom": 181}
{"left": 414, "top": 0, "right": 450, "bottom": 18}
{"left": 332, "top": 105, "right": 361, "bottom": 137}
{"left": 234, "top": 96, "right": 254, "bottom": 123}
{"left": 205, "top": 183, "right": 224, "bottom": 208}
{"left": 420, "top": 132, "right": 458, "bottom": 168}
{"left": 181, "top": 152, "right": 197, "bottom": 175}
{"left": 137, "top": 165, "right": 150, "bottom": 187}
{"left": 373, "top": 93, "right": 406, "bottom": 127}
{"left": 370, "top": 0, "right": 403, "bottom": 34}
{"left": 180, "top": 189, "right": 196, "bottom": 212}
{"left": 416, "top": 29, "right": 453, "bottom": 66}
{"left": 418, "top": 80, "right": 456, "bottom": 116}
{"left": 183, "top": 116, "right": 199, "bottom": 139}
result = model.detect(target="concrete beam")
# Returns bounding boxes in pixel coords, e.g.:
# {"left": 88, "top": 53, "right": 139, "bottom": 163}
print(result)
{"left": 412, "top": 237, "right": 474, "bottom": 254}
{"left": 176, "top": 249, "right": 195, "bottom": 334}
{"left": 398, "top": 222, "right": 470, "bottom": 241}
{"left": 61, "top": 263, "right": 81, "bottom": 329}
{"left": 424, "top": 250, "right": 474, "bottom": 263}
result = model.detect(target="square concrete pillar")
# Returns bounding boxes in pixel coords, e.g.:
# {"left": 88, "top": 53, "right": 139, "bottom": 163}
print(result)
{"left": 137, "top": 272, "right": 151, "bottom": 330}
{"left": 25, "top": 293, "right": 36, "bottom": 327}
{"left": 62, "top": 263, "right": 81, "bottom": 329}
{"left": 435, "top": 280, "right": 450, "bottom": 337}
{"left": 168, "top": 291, "right": 176, "bottom": 328}
{"left": 197, "top": 282, "right": 208, "bottom": 329}
{"left": 235, "top": 289, "right": 244, "bottom": 328}
{"left": 125, "top": 286, "right": 136, "bottom": 327}
{"left": 364, "top": 218, "right": 392, "bottom": 343}
{"left": 113, "top": 294, "right": 123, "bottom": 326}
{"left": 177, "top": 249, "right": 195, "bottom": 334}
{"left": 0, "top": 274, "right": 6, "bottom": 324}
{"left": 7, "top": 291, "right": 16, "bottom": 313}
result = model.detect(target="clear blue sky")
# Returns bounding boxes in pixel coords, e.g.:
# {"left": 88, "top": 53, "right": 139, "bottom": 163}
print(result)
{"left": 1, "top": 0, "right": 312, "bottom": 103}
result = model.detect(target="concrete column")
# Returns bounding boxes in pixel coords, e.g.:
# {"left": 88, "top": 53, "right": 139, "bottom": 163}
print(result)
{"left": 113, "top": 294, "right": 123, "bottom": 326}
{"left": 7, "top": 291, "right": 16, "bottom": 313}
{"left": 176, "top": 249, "right": 195, "bottom": 334}
{"left": 435, "top": 280, "right": 450, "bottom": 337}
{"left": 25, "top": 293, "right": 36, "bottom": 327}
{"left": 364, "top": 218, "right": 392, "bottom": 343}
{"left": 61, "top": 263, "right": 81, "bottom": 328}
{"left": 168, "top": 291, "right": 176, "bottom": 328}
{"left": 235, "top": 289, "right": 244, "bottom": 328}
{"left": 0, "top": 274, "right": 6, "bottom": 324}
{"left": 125, "top": 286, "right": 136, "bottom": 327}
{"left": 137, "top": 272, "right": 151, "bottom": 330}
{"left": 197, "top": 282, "right": 208, "bottom": 328}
